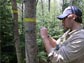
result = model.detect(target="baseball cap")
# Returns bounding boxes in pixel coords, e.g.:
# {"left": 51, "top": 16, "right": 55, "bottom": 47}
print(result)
{"left": 57, "top": 6, "right": 82, "bottom": 20}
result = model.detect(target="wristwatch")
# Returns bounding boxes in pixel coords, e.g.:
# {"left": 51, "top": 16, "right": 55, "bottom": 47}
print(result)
{"left": 55, "top": 44, "right": 59, "bottom": 50}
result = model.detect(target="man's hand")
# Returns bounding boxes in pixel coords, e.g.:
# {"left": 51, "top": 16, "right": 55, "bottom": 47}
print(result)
{"left": 40, "top": 27, "right": 57, "bottom": 48}
{"left": 40, "top": 27, "right": 49, "bottom": 39}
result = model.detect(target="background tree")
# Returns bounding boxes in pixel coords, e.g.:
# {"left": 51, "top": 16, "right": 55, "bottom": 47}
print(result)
{"left": 41, "top": 0, "right": 45, "bottom": 23}
{"left": 0, "top": 0, "right": 17, "bottom": 63}
{"left": 1, "top": 0, "right": 84, "bottom": 63}
{"left": 11, "top": 0, "right": 23, "bottom": 63}
{"left": 24, "top": 0, "right": 38, "bottom": 63}
{"left": 48, "top": 0, "right": 50, "bottom": 12}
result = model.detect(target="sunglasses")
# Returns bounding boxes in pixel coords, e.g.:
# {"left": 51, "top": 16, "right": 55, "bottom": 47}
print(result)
{"left": 62, "top": 16, "right": 68, "bottom": 21}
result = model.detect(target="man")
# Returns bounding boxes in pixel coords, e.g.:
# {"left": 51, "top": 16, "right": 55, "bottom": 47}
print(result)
{"left": 40, "top": 6, "right": 84, "bottom": 63}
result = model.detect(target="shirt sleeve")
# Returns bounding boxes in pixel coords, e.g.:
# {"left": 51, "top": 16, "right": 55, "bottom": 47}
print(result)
{"left": 48, "top": 33, "right": 84, "bottom": 63}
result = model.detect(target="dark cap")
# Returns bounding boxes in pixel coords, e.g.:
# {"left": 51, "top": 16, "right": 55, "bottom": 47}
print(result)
{"left": 57, "top": 6, "right": 82, "bottom": 20}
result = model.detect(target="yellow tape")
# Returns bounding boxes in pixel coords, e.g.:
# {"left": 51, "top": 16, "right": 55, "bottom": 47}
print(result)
{"left": 13, "top": 10, "right": 18, "bottom": 13}
{"left": 24, "top": 18, "right": 36, "bottom": 22}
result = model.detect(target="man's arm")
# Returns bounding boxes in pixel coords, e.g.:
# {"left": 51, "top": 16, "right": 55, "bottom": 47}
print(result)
{"left": 40, "top": 27, "right": 57, "bottom": 54}
{"left": 48, "top": 36, "right": 57, "bottom": 48}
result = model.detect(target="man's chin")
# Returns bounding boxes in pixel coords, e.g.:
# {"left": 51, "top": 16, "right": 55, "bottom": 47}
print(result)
{"left": 63, "top": 28, "right": 69, "bottom": 32}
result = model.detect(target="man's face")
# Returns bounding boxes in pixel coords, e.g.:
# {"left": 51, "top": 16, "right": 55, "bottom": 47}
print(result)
{"left": 62, "top": 15, "right": 74, "bottom": 30}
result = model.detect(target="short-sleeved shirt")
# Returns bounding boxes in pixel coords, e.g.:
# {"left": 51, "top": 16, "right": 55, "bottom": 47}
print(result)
{"left": 48, "top": 28, "right": 84, "bottom": 63}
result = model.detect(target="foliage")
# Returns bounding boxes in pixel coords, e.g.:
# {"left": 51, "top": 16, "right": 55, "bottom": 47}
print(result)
{"left": 75, "top": 0, "right": 84, "bottom": 23}
{"left": 36, "top": 0, "right": 63, "bottom": 63}
{"left": 1, "top": 0, "right": 84, "bottom": 63}
{"left": 0, "top": 0, "right": 17, "bottom": 63}
{"left": 36, "top": 0, "right": 84, "bottom": 63}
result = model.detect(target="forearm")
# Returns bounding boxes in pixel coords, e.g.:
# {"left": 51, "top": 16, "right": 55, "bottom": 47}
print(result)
{"left": 49, "top": 36, "right": 57, "bottom": 48}
{"left": 40, "top": 27, "right": 57, "bottom": 53}
{"left": 42, "top": 37, "right": 53, "bottom": 54}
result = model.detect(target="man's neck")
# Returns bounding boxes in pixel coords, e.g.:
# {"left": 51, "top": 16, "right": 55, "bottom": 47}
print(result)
{"left": 72, "top": 22, "right": 82, "bottom": 30}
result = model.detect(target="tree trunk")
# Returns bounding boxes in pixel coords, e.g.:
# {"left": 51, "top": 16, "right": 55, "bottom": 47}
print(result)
{"left": 11, "top": 0, "right": 23, "bottom": 63}
{"left": 41, "top": 0, "right": 45, "bottom": 24}
{"left": 48, "top": 0, "right": 50, "bottom": 12}
{"left": 24, "top": 0, "right": 38, "bottom": 63}
{"left": 41, "top": 0, "right": 44, "bottom": 17}
{"left": 70, "top": 0, "right": 74, "bottom": 5}
{"left": 53, "top": 0, "right": 56, "bottom": 21}
{"left": 62, "top": 0, "right": 65, "bottom": 11}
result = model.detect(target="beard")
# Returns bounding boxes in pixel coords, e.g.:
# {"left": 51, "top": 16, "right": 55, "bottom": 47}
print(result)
{"left": 63, "top": 27, "right": 69, "bottom": 32}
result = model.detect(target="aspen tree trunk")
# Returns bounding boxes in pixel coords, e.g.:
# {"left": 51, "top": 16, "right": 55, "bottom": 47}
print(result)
{"left": 11, "top": 0, "right": 23, "bottom": 63}
{"left": 24, "top": 0, "right": 38, "bottom": 63}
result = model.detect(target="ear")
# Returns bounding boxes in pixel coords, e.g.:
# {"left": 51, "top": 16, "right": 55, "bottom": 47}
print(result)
{"left": 68, "top": 14, "right": 77, "bottom": 20}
